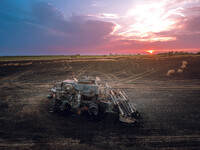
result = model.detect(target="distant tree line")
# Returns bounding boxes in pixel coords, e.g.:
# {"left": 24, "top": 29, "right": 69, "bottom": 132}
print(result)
{"left": 70, "top": 54, "right": 81, "bottom": 58}
{"left": 157, "top": 51, "right": 200, "bottom": 56}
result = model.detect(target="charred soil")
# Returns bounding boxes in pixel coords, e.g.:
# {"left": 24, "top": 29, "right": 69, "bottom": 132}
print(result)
{"left": 0, "top": 56, "right": 200, "bottom": 149}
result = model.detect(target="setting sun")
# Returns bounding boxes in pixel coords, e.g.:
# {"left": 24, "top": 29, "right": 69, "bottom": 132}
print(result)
{"left": 147, "top": 50, "right": 154, "bottom": 54}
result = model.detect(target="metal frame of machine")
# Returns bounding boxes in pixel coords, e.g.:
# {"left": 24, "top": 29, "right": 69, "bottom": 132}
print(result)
{"left": 47, "top": 76, "right": 141, "bottom": 124}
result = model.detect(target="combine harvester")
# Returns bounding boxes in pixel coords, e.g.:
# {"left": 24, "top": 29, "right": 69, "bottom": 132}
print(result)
{"left": 47, "top": 76, "right": 141, "bottom": 124}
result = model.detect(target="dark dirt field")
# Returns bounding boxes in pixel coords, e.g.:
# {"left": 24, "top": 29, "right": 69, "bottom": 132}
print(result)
{"left": 0, "top": 56, "right": 200, "bottom": 149}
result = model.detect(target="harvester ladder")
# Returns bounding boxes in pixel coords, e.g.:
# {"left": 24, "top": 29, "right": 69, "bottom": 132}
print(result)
{"left": 49, "top": 98, "right": 56, "bottom": 113}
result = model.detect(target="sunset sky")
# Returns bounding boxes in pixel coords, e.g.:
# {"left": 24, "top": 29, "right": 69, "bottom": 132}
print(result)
{"left": 0, "top": 0, "right": 200, "bottom": 55}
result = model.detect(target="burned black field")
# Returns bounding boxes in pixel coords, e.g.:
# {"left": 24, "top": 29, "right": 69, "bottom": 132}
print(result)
{"left": 0, "top": 56, "right": 200, "bottom": 149}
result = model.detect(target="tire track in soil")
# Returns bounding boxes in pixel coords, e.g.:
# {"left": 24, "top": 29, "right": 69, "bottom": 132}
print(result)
{"left": 117, "top": 59, "right": 139, "bottom": 75}
{"left": 0, "top": 62, "right": 54, "bottom": 120}
{"left": 72, "top": 63, "right": 95, "bottom": 79}
{"left": 62, "top": 61, "right": 72, "bottom": 71}
{"left": 106, "top": 59, "right": 137, "bottom": 76}
{"left": 113, "top": 64, "right": 171, "bottom": 87}
{"left": 91, "top": 61, "right": 124, "bottom": 83}
{"left": 82, "top": 59, "right": 139, "bottom": 85}
{"left": 111, "top": 62, "right": 139, "bottom": 78}
{"left": 126, "top": 64, "right": 170, "bottom": 82}
{"left": 94, "top": 60, "right": 139, "bottom": 85}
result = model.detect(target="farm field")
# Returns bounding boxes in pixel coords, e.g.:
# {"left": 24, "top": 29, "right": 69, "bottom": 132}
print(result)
{"left": 0, "top": 55, "right": 200, "bottom": 149}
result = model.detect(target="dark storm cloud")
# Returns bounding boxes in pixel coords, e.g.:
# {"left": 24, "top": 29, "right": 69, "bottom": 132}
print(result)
{"left": 0, "top": 1, "right": 115, "bottom": 55}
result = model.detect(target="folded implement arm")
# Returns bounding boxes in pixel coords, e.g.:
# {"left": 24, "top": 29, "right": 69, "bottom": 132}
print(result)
{"left": 110, "top": 89, "right": 141, "bottom": 123}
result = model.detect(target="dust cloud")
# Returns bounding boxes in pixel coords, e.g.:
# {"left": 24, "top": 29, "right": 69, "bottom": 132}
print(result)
{"left": 167, "top": 60, "right": 188, "bottom": 76}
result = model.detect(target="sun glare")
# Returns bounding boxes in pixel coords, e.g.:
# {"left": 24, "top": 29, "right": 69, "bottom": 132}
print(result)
{"left": 118, "top": 1, "right": 183, "bottom": 42}
{"left": 147, "top": 50, "right": 154, "bottom": 54}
